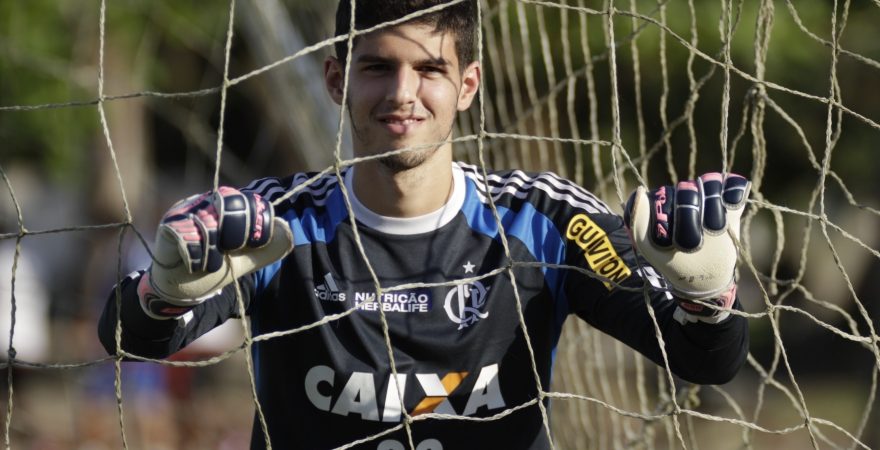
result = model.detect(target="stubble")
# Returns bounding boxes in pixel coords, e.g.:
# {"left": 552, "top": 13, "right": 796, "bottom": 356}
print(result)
{"left": 348, "top": 110, "right": 454, "bottom": 173}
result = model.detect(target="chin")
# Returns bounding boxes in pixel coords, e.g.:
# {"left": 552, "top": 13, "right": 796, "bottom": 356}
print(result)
{"left": 378, "top": 146, "right": 437, "bottom": 172}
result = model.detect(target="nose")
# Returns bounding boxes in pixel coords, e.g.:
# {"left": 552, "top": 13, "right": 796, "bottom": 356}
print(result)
{"left": 385, "top": 67, "right": 417, "bottom": 105}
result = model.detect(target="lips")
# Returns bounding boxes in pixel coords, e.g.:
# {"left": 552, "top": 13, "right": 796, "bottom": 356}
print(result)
{"left": 377, "top": 114, "right": 425, "bottom": 135}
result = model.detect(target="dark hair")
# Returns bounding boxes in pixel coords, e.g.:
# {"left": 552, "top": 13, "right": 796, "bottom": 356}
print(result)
{"left": 334, "top": 0, "right": 476, "bottom": 68}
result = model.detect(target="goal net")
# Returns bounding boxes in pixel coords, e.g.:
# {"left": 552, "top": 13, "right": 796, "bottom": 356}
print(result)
{"left": 0, "top": 0, "right": 879, "bottom": 449}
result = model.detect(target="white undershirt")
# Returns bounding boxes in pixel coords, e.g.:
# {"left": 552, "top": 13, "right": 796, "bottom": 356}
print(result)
{"left": 343, "top": 163, "right": 466, "bottom": 235}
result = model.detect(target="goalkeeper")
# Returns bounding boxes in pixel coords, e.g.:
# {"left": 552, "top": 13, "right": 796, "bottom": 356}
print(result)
{"left": 98, "top": 1, "right": 750, "bottom": 448}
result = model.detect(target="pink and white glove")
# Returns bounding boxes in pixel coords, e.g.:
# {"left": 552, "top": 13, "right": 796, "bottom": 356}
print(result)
{"left": 624, "top": 173, "right": 750, "bottom": 323}
{"left": 138, "top": 187, "right": 293, "bottom": 320}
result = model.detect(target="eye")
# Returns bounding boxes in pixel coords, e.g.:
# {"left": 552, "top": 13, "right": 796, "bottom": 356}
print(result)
{"left": 362, "top": 63, "right": 390, "bottom": 74}
{"left": 419, "top": 65, "right": 447, "bottom": 76}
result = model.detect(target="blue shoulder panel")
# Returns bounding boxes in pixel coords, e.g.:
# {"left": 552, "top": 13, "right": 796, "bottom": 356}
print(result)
{"left": 254, "top": 186, "right": 350, "bottom": 295}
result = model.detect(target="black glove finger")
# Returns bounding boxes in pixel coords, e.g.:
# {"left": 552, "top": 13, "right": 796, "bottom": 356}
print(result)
{"left": 700, "top": 173, "right": 725, "bottom": 233}
{"left": 190, "top": 210, "right": 223, "bottom": 273}
{"left": 216, "top": 189, "right": 251, "bottom": 252}
{"left": 673, "top": 180, "right": 702, "bottom": 251}
{"left": 183, "top": 238, "right": 206, "bottom": 273}
{"left": 649, "top": 185, "right": 674, "bottom": 248}
{"left": 623, "top": 189, "right": 637, "bottom": 230}
{"left": 723, "top": 173, "right": 750, "bottom": 208}
{"left": 246, "top": 193, "right": 273, "bottom": 248}
{"left": 160, "top": 215, "right": 207, "bottom": 273}
{"left": 161, "top": 192, "right": 210, "bottom": 224}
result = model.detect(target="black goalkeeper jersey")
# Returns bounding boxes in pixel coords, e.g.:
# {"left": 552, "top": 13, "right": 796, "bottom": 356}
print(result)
{"left": 99, "top": 162, "right": 748, "bottom": 450}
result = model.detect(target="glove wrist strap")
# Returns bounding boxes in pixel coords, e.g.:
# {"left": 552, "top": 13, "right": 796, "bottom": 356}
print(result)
{"left": 137, "top": 273, "right": 197, "bottom": 320}
{"left": 673, "top": 284, "right": 737, "bottom": 325}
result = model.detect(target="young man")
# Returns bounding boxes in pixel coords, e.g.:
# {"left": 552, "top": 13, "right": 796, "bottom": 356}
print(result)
{"left": 98, "top": 1, "right": 750, "bottom": 448}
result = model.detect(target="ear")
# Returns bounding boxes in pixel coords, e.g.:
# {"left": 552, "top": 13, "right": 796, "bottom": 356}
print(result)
{"left": 324, "top": 56, "right": 345, "bottom": 105}
{"left": 456, "top": 61, "right": 481, "bottom": 111}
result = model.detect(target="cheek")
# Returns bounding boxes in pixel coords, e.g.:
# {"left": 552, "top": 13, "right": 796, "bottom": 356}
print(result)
{"left": 347, "top": 79, "right": 382, "bottom": 112}
{"left": 421, "top": 83, "right": 460, "bottom": 115}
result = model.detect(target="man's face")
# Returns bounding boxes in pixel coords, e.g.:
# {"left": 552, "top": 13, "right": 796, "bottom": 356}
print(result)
{"left": 325, "top": 23, "right": 480, "bottom": 171}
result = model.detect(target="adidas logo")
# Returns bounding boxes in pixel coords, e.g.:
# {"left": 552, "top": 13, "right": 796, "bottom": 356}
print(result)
{"left": 315, "top": 272, "right": 346, "bottom": 302}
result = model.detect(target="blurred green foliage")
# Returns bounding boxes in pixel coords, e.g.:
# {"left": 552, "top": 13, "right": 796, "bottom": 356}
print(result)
{"left": 0, "top": 1, "right": 96, "bottom": 179}
{"left": 0, "top": 0, "right": 231, "bottom": 182}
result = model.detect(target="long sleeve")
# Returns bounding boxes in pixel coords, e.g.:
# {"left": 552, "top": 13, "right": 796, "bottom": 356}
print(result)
{"left": 97, "top": 270, "right": 257, "bottom": 359}
{"left": 564, "top": 213, "right": 749, "bottom": 385}
{"left": 572, "top": 278, "right": 749, "bottom": 384}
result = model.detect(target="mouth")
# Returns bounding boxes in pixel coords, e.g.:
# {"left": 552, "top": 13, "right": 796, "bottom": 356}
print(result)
{"left": 378, "top": 115, "right": 425, "bottom": 135}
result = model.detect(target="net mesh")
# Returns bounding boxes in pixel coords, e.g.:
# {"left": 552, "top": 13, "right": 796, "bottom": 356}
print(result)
{"left": 1, "top": 0, "right": 879, "bottom": 448}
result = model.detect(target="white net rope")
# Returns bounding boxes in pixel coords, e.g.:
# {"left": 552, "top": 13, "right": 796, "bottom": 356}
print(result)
{"left": 1, "top": 0, "right": 879, "bottom": 448}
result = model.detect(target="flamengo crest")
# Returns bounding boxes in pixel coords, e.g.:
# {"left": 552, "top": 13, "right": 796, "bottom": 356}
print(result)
{"left": 444, "top": 261, "right": 490, "bottom": 330}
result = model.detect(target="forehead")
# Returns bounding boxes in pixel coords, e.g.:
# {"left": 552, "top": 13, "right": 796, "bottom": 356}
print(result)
{"left": 351, "top": 23, "right": 461, "bottom": 67}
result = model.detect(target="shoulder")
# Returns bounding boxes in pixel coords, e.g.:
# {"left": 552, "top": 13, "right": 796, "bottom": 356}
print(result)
{"left": 241, "top": 169, "right": 347, "bottom": 212}
{"left": 454, "top": 161, "right": 615, "bottom": 216}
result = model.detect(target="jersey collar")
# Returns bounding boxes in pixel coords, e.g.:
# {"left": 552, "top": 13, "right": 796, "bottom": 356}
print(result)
{"left": 343, "top": 162, "right": 466, "bottom": 235}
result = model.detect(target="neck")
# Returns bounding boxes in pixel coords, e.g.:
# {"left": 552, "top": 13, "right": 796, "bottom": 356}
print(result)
{"left": 352, "top": 150, "right": 453, "bottom": 218}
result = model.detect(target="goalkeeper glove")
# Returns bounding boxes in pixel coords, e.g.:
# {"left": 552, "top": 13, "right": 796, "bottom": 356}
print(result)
{"left": 137, "top": 187, "right": 294, "bottom": 320}
{"left": 624, "top": 172, "right": 750, "bottom": 323}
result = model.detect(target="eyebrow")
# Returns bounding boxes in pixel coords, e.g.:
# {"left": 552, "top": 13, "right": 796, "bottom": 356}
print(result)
{"left": 355, "top": 55, "right": 451, "bottom": 67}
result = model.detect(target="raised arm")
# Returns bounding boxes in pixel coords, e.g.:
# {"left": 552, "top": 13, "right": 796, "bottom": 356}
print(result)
{"left": 569, "top": 173, "right": 750, "bottom": 384}
{"left": 98, "top": 187, "right": 293, "bottom": 359}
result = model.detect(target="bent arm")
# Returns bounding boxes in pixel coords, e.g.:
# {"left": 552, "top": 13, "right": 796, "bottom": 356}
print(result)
{"left": 564, "top": 215, "right": 749, "bottom": 385}
{"left": 98, "top": 270, "right": 256, "bottom": 359}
